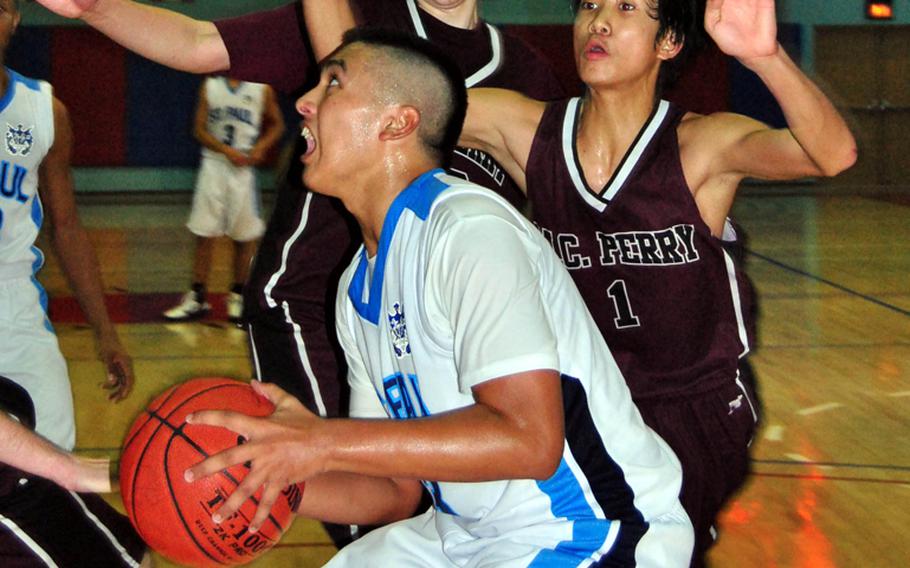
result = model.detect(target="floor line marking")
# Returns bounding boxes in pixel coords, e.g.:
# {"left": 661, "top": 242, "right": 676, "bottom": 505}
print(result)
{"left": 749, "top": 250, "right": 910, "bottom": 317}
{"left": 753, "top": 472, "right": 910, "bottom": 485}
{"left": 796, "top": 402, "right": 844, "bottom": 416}
{"left": 754, "top": 459, "right": 910, "bottom": 472}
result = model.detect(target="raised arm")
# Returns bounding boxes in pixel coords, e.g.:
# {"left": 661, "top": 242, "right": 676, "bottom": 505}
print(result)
{"left": 681, "top": 0, "right": 857, "bottom": 233}
{"left": 39, "top": 98, "right": 134, "bottom": 402}
{"left": 461, "top": 88, "right": 547, "bottom": 193}
{"left": 302, "top": 0, "right": 356, "bottom": 61}
{"left": 36, "top": 0, "right": 229, "bottom": 73}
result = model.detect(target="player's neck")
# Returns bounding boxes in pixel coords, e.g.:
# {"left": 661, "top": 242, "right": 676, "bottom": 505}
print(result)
{"left": 345, "top": 157, "right": 438, "bottom": 257}
{"left": 418, "top": 1, "right": 480, "bottom": 30}
{"left": 576, "top": 87, "right": 659, "bottom": 187}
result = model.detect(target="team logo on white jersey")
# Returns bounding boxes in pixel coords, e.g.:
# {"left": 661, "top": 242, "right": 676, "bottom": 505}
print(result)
{"left": 388, "top": 302, "right": 411, "bottom": 358}
{"left": 6, "top": 123, "right": 34, "bottom": 156}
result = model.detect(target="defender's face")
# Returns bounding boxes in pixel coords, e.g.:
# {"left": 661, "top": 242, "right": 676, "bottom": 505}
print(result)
{"left": 296, "top": 44, "right": 385, "bottom": 198}
{"left": 0, "top": 0, "right": 20, "bottom": 59}
{"left": 573, "top": 0, "right": 667, "bottom": 89}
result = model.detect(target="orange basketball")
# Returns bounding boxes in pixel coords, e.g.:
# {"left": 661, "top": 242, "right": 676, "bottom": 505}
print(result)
{"left": 120, "top": 377, "right": 302, "bottom": 567}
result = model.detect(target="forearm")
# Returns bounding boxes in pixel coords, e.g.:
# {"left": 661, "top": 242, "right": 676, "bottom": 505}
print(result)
{"left": 0, "top": 414, "right": 100, "bottom": 491}
{"left": 297, "top": 472, "right": 422, "bottom": 525}
{"left": 82, "top": 0, "right": 228, "bottom": 73}
{"left": 251, "top": 124, "right": 285, "bottom": 159}
{"left": 745, "top": 47, "right": 856, "bottom": 176}
{"left": 318, "top": 404, "right": 559, "bottom": 483}
{"left": 302, "top": 0, "right": 356, "bottom": 61}
{"left": 52, "top": 223, "right": 117, "bottom": 341}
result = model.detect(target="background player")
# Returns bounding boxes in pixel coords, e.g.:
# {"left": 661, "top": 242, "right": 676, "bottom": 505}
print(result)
{"left": 456, "top": 0, "right": 857, "bottom": 564}
{"left": 163, "top": 77, "right": 284, "bottom": 323}
{"left": 0, "top": 0, "right": 134, "bottom": 451}
{"left": 0, "top": 374, "right": 148, "bottom": 566}
{"left": 184, "top": 30, "right": 693, "bottom": 567}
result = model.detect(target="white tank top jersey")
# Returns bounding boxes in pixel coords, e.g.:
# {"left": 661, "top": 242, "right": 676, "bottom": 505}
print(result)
{"left": 200, "top": 77, "right": 266, "bottom": 160}
{"left": 336, "top": 170, "right": 692, "bottom": 565}
{"left": 0, "top": 69, "right": 54, "bottom": 282}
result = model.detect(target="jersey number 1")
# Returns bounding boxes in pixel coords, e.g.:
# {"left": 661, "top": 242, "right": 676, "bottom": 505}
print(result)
{"left": 607, "top": 280, "right": 640, "bottom": 329}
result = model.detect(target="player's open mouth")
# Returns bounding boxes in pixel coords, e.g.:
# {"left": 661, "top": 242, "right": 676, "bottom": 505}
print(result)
{"left": 301, "top": 125, "right": 316, "bottom": 157}
{"left": 584, "top": 40, "right": 608, "bottom": 58}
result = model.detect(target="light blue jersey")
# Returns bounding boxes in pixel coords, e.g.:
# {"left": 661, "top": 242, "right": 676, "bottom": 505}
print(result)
{"left": 332, "top": 170, "right": 693, "bottom": 567}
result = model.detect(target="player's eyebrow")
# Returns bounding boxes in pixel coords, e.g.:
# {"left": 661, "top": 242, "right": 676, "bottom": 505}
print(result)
{"left": 321, "top": 59, "right": 347, "bottom": 74}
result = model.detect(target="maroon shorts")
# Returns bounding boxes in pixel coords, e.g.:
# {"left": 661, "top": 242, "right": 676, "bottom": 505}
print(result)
{"left": 247, "top": 319, "right": 348, "bottom": 418}
{"left": 0, "top": 467, "right": 146, "bottom": 567}
{"left": 636, "top": 370, "right": 759, "bottom": 568}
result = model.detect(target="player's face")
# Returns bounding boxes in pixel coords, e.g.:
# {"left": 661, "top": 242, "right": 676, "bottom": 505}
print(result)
{"left": 296, "top": 44, "right": 387, "bottom": 198}
{"left": 0, "top": 0, "right": 20, "bottom": 60}
{"left": 573, "top": 0, "right": 676, "bottom": 90}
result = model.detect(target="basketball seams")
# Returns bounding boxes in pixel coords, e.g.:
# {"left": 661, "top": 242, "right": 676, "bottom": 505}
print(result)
{"left": 121, "top": 378, "right": 290, "bottom": 566}
{"left": 162, "top": 430, "right": 230, "bottom": 566}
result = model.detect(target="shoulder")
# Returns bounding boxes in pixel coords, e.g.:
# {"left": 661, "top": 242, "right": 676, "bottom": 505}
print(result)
{"left": 427, "top": 178, "right": 539, "bottom": 251}
{"left": 678, "top": 110, "right": 768, "bottom": 150}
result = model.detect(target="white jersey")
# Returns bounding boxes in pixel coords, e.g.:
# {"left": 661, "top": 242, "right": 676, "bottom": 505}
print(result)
{"left": 0, "top": 69, "right": 53, "bottom": 281}
{"left": 200, "top": 77, "right": 267, "bottom": 160}
{"left": 0, "top": 69, "right": 75, "bottom": 451}
{"left": 335, "top": 170, "right": 692, "bottom": 566}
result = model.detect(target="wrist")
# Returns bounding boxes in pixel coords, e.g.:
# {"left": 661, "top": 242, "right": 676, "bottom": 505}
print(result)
{"left": 739, "top": 43, "right": 784, "bottom": 74}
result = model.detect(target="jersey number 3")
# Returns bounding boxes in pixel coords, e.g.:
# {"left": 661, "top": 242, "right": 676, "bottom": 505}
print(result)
{"left": 607, "top": 280, "right": 640, "bottom": 329}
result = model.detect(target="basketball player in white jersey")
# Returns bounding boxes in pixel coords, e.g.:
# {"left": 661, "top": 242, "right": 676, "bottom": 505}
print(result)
{"left": 164, "top": 77, "right": 284, "bottom": 322}
{"left": 184, "top": 30, "right": 693, "bottom": 567}
{"left": 0, "top": 0, "right": 133, "bottom": 452}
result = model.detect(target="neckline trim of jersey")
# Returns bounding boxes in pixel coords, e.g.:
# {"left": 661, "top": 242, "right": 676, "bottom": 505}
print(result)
{"left": 405, "top": 0, "right": 502, "bottom": 88}
{"left": 562, "top": 98, "right": 671, "bottom": 213}
{"left": 348, "top": 168, "right": 449, "bottom": 325}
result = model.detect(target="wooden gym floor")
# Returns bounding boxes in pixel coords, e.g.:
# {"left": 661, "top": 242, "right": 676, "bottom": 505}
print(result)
{"left": 40, "top": 186, "right": 909, "bottom": 567}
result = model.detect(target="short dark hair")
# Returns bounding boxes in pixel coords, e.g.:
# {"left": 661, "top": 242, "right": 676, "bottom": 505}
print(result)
{"left": 338, "top": 27, "right": 468, "bottom": 166}
{"left": 571, "top": 0, "right": 702, "bottom": 92}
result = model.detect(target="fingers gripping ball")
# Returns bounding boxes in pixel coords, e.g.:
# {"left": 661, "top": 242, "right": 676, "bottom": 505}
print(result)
{"left": 120, "top": 377, "right": 304, "bottom": 567}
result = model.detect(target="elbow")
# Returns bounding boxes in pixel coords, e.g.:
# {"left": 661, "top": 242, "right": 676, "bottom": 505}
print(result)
{"left": 526, "top": 435, "right": 563, "bottom": 481}
{"left": 820, "top": 141, "right": 859, "bottom": 178}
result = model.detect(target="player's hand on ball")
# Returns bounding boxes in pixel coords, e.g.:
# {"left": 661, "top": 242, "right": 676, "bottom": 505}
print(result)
{"left": 184, "top": 381, "right": 323, "bottom": 532}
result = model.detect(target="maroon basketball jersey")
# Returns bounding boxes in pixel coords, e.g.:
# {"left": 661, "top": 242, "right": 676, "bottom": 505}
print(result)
{"left": 527, "top": 98, "right": 751, "bottom": 398}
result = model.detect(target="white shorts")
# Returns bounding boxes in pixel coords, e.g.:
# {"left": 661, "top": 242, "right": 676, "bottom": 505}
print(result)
{"left": 325, "top": 506, "right": 693, "bottom": 567}
{"left": 0, "top": 277, "right": 75, "bottom": 450}
{"left": 187, "top": 156, "right": 265, "bottom": 242}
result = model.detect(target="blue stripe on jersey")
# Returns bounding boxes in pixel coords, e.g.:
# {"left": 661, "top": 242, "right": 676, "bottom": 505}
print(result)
{"left": 531, "top": 459, "right": 617, "bottom": 567}
{"left": 31, "top": 192, "right": 43, "bottom": 228}
{"left": 1, "top": 68, "right": 42, "bottom": 120}
{"left": 558, "top": 375, "right": 649, "bottom": 565}
{"left": 30, "top": 247, "right": 52, "bottom": 332}
{"left": 0, "top": 69, "right": 17, "bottom": 113}
{"left": 349, "top": 169, "right": 448, "bottom": 324}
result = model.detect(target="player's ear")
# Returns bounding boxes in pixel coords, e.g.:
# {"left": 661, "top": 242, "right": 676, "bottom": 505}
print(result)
{"left": 379, "top": 105, "right": 420, "bottom": 142}
{"left": 657, "top": 32, "right": 683, "bottom": 61}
